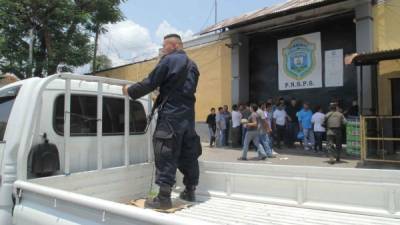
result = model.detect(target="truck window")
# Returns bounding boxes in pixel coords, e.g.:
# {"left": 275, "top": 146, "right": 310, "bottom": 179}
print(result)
{"left": 0, "top": 86, "right": 20, "bottom": 141}
{"left": 54, "top": 95, "right": 146, "bottom": 135}
{"left": 103, "top": 97, "right": 147, "bottom": 134}
{"left": 129, "top": 101, "right": 147, "bottom": 133}
{"left": 54, "top": 95, "right": 97, "bottom": 135}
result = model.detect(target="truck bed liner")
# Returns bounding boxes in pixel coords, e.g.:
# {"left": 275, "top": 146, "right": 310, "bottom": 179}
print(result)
{"left": 176, "top": 197, "right": 400, "bottom": 225}
{"left": 17, "top": 162, "right": 400, "bottom": 225}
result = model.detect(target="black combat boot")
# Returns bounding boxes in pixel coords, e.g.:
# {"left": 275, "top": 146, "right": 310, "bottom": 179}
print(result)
{"left": 145, "top": 184, "right": 172, "bottom": 210}
{"left": 179, "top": 186, "right": 196, "bottom": 202}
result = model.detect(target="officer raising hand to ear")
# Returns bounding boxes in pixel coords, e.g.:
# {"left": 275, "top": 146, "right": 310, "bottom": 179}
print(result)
{"left": 123, "top": 34, "right": 201, "bottom": 210}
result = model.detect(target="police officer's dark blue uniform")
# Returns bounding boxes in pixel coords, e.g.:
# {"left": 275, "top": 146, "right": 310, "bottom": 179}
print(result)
{"left": 125, "top": 34, "right": 201, "bottom": 209}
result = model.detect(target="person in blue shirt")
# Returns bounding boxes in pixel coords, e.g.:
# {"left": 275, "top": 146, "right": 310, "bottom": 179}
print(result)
{"left": 297, "top": 102, "right": 315, "bottom": 151}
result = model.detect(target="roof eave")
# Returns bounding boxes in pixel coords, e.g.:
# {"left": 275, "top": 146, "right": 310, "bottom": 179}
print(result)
{"left": 352, "top": 49, "right": 400, "bottom": 66}
{"left": 200, "top": 0, "right": 352, "bottom": 35}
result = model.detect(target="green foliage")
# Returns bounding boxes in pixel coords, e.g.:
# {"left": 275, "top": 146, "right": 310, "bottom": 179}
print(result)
{"left": 0, "top": 0, "right": 125, "bottom": 78}
{"left": 91, "top": 54, "right": 112, "bottom": 71}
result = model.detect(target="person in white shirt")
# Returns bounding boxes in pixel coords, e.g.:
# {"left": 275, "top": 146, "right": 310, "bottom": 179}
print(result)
{"left": 231, "top": 104, "right": 242, "bottom": 148}
{"left": 311, "top": 105, "right": 326, "bottom": 152}
{"left": 273, "top": 104, "right": 287, "bottom": 148}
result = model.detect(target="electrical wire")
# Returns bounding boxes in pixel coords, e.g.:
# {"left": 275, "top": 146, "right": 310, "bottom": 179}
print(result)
{"left": 199, "top": 0, "right": 217, "bottom": 32}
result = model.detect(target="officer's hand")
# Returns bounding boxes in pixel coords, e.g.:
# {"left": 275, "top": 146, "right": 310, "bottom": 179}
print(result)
{"left": 122, "top": 84, "right": 130, "bottom": 96}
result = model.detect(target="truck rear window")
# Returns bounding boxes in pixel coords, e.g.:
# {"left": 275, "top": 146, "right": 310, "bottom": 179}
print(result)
{"left": 54, "top": 95, "right": 146, "bottom": 136}
{"left": 0, "top": 86, "right": 20, "bottom": 141}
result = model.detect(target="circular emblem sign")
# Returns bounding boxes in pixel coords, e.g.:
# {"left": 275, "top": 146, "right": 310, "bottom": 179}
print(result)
{"left": 283, "top": 37, "right": 316, "bottom": 80}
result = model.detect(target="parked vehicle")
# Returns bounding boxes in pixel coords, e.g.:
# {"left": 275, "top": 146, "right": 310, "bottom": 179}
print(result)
{"left": 0, "top": 74, "right": 399, "bottom": 225}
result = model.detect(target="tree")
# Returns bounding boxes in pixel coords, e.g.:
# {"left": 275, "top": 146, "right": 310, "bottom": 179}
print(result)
{"left": 91, "top": 54, "right": 112, "bottom": 72}
{"left": 0, "top": 0, "right": 125, "bottom": 78}
{"left": 90, "top": 0, "right": 125, "bottom": 75}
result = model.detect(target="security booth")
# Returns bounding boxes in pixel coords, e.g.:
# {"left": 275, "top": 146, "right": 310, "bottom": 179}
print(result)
{"left": 350, "top": 49, "right": 400, "bottom": 164}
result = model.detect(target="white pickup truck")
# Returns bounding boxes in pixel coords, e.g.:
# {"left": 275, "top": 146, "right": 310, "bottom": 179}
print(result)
{"left": 0, "top": 74, "right": 399, "bottom": 225}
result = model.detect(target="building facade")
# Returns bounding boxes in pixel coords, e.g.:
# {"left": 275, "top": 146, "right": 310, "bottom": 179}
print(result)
{"left": 97, "top": 0, "right": 399, "bottom": 121}
{"left": 374, "top": 0, "right": 400, "bottom": 116}
{"left": 96, "top": 38, "right": 232, "bottom": 121}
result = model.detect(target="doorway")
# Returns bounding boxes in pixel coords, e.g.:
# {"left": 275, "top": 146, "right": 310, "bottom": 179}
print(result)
{"left": 392, "top": 78, "right": 400, "bottom": 115}
{"left": 391, "top": 78, "right": 400, "bottom": 156}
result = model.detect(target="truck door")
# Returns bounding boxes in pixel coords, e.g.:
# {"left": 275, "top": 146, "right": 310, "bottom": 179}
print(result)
{"left": 0, "top": 85, "right": 20, "bottom": 225}
{"left": 0, "top": 86, "right": 20, "bottom": 176}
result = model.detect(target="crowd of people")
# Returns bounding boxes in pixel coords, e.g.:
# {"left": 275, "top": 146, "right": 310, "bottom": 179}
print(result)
{"left": 206, "top": 97, "right": 359, "bottom": 164}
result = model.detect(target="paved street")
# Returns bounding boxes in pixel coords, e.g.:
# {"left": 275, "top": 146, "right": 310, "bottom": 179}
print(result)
{"left": 199, "top": 143, "right": 400, "bottom": 169}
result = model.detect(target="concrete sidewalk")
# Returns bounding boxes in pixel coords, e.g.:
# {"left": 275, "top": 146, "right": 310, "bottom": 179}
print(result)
{"left": 199, "top": 143, "right": 400, "bottom": 169}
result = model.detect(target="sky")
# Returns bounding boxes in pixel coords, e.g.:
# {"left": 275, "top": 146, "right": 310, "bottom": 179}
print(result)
{"left": 82, "top": 0, "right": 286, "bottom": 72}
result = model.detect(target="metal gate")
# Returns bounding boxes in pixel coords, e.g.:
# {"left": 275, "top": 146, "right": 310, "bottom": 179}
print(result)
{"left": 361, "top": 116, "right": 400, "bottom": 163}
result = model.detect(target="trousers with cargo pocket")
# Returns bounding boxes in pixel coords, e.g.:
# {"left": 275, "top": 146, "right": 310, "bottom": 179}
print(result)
{"left": 152, "top": 116, "right": 202, "bottom": 187}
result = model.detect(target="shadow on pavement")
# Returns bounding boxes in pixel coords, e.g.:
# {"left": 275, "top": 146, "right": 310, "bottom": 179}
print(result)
{"left": 355, "top": 161, "right": 400, "bottom": 170}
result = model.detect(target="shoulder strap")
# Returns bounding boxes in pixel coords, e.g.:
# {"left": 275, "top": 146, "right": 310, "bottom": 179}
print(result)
{"left": 325, "top": 112, "right": 334, "bottom": 123}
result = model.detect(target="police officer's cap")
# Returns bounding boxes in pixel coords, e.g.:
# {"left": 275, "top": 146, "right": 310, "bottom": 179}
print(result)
{"left": 164, "top": 33, "right": 182, "bottom": 41}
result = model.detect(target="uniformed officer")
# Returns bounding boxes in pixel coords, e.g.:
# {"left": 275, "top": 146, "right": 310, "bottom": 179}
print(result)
{"left": 122, "top": 34, "right": 201, "bottom": 209}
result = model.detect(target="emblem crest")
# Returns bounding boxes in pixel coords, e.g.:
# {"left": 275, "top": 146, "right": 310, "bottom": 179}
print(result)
{"left": 283, "top": 37, "right": 315, "bottom": 80}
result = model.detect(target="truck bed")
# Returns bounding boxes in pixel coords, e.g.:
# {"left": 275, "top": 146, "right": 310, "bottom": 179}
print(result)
{"left": 13, "top": 162, "right": 400, "bottom": 225}
{"left": 176, "top": 197, "right": 400, "bottom": 225}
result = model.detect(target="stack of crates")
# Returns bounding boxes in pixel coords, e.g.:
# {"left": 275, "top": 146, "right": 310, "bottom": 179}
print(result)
{"left": 346, "top": 118, "right": 360, "bottom": 156}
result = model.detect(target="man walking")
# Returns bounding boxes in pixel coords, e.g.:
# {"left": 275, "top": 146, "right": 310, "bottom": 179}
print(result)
{"left": 273, "top": 103, "right": 287, "bottom": 149}
{"left": 238, "top": 104, "right": 267, "bottom": 160}
{"left": 240, "top": 104, "right": 251, "bottom": 146}
{"left": 298, "top": 102, "right": 315, "bottom": 151}
{"left": 206, "top": 108, "right": 216, "bottom": 147}
{"left": 123, "top": 34, "right": 201, "bottom": 209}
{"left": 265, "top": 103, "right": 275, "bottom": 154}
{"left": 216, "top": 107, "right": 226, "bottom": 147}
{"left": 222, "top": 105, "right": 231, "bottom": 146}
{"left": 286, "top": 98, "right": 300, "bottom": 147}
{"left": 326, "top": 104, "right": 347, "bottom": 164}
{"left": 231, "top": 104, "right": 242, "bottom": 148}
{"left": 312, "top": 105, "right": 325, "bottom": 152}
{"left": 257, "top": 103, "right": 273, "bottom": 157}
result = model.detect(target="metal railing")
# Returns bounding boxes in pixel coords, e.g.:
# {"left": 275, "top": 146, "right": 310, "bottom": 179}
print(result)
{"left": 14, "top": 180, "right": 213, "bottom": 225}
{"left": 17, "top": 73, "right": 152, "bottom": 179}
{"left": 360, "top": 115, "right": 400, "bottom": 164}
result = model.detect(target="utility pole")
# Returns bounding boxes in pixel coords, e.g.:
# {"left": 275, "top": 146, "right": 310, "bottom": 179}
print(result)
{"left": 215, "top": 0, "right": 218, "bottom": 25}
{"left": 28, "top": 28, "right": 34, "bottom": 78}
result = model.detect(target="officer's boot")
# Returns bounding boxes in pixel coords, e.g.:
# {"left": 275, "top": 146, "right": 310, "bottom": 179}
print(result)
{"left": 145, "top": 184, "right": 172, "bottom": 210}
{"left": 179, "top": 186, "right": 196, "bottom": 202}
